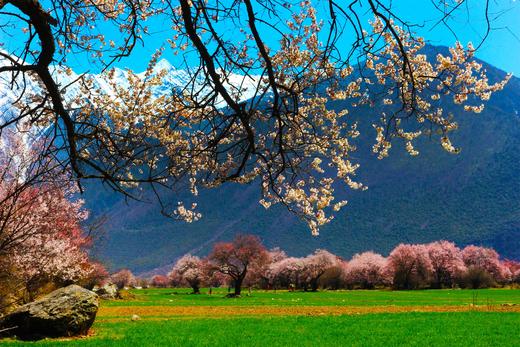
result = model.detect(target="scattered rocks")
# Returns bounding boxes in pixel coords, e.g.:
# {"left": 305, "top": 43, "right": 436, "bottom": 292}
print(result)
{"left": 0, "top": 285, "right": 99, "bottom": 340}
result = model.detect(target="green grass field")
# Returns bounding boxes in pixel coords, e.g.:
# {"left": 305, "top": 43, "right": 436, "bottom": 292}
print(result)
{"left": 2, "top": 288, "right": 519, "bottom": 346}
{"left": 105, "top": 287, "right": 520, "bottom": 307}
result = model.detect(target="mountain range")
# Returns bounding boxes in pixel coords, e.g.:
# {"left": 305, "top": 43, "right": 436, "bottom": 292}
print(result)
{"left": 1, "top": 46, "right": 519, "bottom": 274}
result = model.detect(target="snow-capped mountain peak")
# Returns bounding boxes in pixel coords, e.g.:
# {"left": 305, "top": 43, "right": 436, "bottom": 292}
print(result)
{"left": 153, "top": 59, "right": 174, "bottom": 72}
{"left": 0, "top": 59, "right": 260, "bottom": 113}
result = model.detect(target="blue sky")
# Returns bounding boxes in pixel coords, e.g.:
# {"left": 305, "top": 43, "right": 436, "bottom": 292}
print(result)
{"left": 390, "top": 0, "right": 520, "bottom": 76}
{"left": 2, "top": 0, "right": 519, "bottom": 75}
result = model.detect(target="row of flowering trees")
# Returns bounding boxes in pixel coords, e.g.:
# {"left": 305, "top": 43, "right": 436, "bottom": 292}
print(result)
{"left": 107, "top": 236, "right": 520, "bottom": 296}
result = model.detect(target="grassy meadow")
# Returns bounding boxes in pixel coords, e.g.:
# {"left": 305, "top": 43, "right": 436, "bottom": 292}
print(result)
{"left": 1, "top": 288, "right": 519, "bottom": 346}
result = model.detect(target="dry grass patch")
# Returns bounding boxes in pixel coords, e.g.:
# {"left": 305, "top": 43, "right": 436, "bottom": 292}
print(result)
{"left": 98, "top": 304, "right": 520, "bottom": 319}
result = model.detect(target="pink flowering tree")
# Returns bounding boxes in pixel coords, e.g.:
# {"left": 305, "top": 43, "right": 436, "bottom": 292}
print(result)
{"left": 110, "top": 269, "right": 136, "bottom": 289}
{"left": 267, "top": 257, "right": 306, "bottom": 290}
{"left": 427, "top": 241, "right": 466, "bottom": 288}
{"left": 319, "top": 260, "right": 348, "bottom": 290}
{"left": 502, "top": 260, "right": 520, "bottom": 284}
{"left": 0, "top": 131, "right": 95, "bottom": 304}
{"left": 169, "top": 254, "right": 207, "bottom": 294}
{"left": 205, "top": 265, "right": 229, "bottom": 291}
{"left": 268, "top": 248, "right": 288, "bottom": 264}
{"left": 207, "top": 235, "right": 269, "bottom": 296}
{"left": 151, "top": 275, "right": 170, "bottom": 288}
{"left": 343, "top": 251, "right": 389, "bottom": 289}
{"left": 167, "top": 270, "right": 184, "bottom": 288}
{"left": 254, "top": 247, "right": 288, "bottom": 290}
{"left": 81, "top": 262, "right": 110, "bottom": 290}
{"left": 301, "top": 250, "right": 340, "bottom": 291}
{"left": 461, "top": 245, "right": 505, "bottom": 284}
{"left": 387, "top": 244, "right": 433, "bottom": 290}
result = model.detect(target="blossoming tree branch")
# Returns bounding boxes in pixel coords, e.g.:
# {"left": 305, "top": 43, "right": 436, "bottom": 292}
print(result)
{"left": 0, "top": 0, "right": 510, "bottom": 234}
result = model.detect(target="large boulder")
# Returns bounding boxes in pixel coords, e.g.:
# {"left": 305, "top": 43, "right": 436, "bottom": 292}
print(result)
{"left": 0, "top": 285, "right": 98, "bottom": 340}
{"left": 93, "top": 283, "right": 118, "bottom": 300}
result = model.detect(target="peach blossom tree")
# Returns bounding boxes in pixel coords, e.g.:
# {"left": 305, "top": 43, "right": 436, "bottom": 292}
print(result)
{"left": 301, "top": 249, "right": 340, "bottom": 291}
{"left": 343, "top": 251, "right": 389, "bottom": 289}
{"left": 110, "top": 269, "right": 136, "bottom": 289}
{"left": 461, "top": 245, "right": 506, "bottom": 284}
{"left": 386, "top": 244, "right": 433, "bottom": 289}
{"left": 169, "top": 254, "right": 207, "bottom": 294}
{"left": 151, "top": 275, "right": 170, "bottom": 288}
{"left": 0, "top": 131, "right": 95, "bottom": 303}
{"left": 267, "top": 257, "right": 306, "bottom": 290}
{"left": 207, "top": 235, "right": 269, "bottom": 296}
{"left": 426, "top": 241, "right": 466, "bottom": 288}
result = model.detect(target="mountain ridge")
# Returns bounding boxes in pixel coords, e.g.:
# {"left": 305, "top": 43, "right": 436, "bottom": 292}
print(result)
{"left": 84, "top": 56, "right": 520, "bottom": 274}
{"left": 1, "top": 47, "right": 519, "bottom": 274}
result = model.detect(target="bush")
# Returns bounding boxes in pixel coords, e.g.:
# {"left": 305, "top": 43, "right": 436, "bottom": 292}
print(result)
{"left": 319, "top": 265, "right": 345, "bottom": 290}
{"left": 458, "top": 267, "right": 495, "bottom": 289}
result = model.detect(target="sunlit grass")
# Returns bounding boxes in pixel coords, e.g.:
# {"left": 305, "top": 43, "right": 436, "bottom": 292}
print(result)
{"left": 1, "top": 288, "right": 519, "bottom": 346}
{"left": 2, "top": 313, "right": 519, "bottom": 346}
{"left": 104, "top": 287, "right": 520, "bottom": 307}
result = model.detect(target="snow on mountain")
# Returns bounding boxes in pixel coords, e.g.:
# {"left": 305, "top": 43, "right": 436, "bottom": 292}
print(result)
{"left": 0, "top": 58, "right": 261, "bottom": 113}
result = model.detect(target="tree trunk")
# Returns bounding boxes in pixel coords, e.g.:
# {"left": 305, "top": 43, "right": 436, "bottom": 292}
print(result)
{"left": 310, "top": 279, "right": 319, "bottom": 292}
{"left": 234, "top": 279, "right": 243, "bottom": 296}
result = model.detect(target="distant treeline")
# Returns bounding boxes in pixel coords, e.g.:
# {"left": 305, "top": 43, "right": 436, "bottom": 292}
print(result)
{"left": 104, "top": 235, "right": 520, "bottom": 295}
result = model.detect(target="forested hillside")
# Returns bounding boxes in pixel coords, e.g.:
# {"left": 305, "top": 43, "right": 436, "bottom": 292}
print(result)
{"left": 85, "top": 51, "right": 520, "bottom": 274}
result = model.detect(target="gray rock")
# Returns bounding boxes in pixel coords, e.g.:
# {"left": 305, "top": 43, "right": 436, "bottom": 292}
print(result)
{"left": 93, "top": 283, "right": 118, "bottom": 300}
{"left": 0, "top": 285, "right": 98, "bottom": 340}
